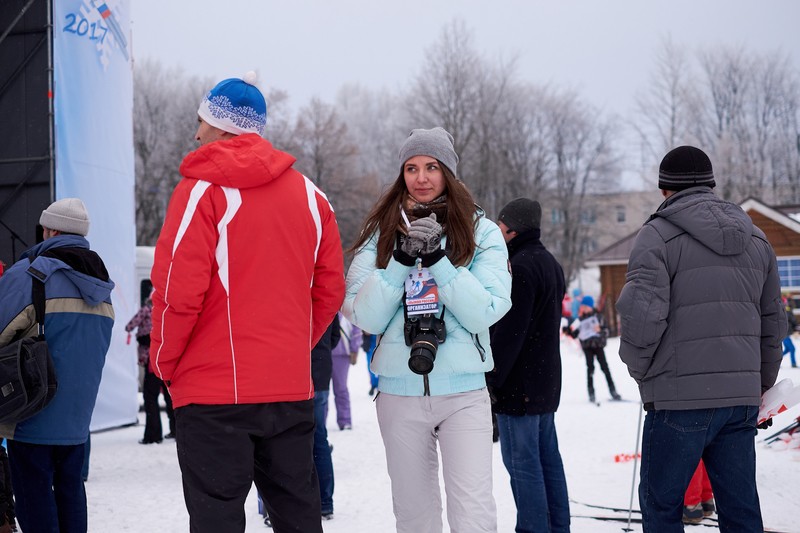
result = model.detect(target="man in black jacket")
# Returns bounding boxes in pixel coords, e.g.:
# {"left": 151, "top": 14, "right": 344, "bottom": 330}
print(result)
{"left": 487, "top": 198, "right": 570, "bottom": 533}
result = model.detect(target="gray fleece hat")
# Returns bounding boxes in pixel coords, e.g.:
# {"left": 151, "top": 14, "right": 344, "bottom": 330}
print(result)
{"left": 40, "top": 197, "right": 90, "bottom": 236}
{"left": 398, "top": 127, "right": 459, "bottom": 177}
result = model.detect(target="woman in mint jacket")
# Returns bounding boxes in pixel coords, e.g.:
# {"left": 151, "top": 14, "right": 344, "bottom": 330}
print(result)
{"left": 343, "top": 127, "right": 511, "bottom": 533}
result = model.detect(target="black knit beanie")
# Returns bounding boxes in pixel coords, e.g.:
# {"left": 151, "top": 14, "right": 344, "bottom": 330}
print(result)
{"left": 498, "top": 198, "right": 542, "bottom": 233}
{"left": 658, "top": 145, "right": 715, "bottom": 191}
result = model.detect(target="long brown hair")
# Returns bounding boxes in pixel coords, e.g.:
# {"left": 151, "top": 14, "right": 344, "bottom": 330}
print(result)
{"left": 350, "top": 164, "right": 478, "bottom": 268}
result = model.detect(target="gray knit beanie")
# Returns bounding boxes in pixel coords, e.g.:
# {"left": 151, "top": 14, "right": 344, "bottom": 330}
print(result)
{"left": 39, "top": 198, "right": 90, "bottom": 236}
{"left": 398, "top": 127, "right": 459, "bottom": 177}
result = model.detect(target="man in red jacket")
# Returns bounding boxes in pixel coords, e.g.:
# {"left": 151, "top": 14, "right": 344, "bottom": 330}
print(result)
{"left": 150, "top": 72, "right": 344, "bottom": 533}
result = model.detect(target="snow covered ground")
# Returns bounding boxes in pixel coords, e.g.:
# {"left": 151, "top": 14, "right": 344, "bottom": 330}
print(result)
{"left": 79, "top": 336, "right": 800, "bottom": 532}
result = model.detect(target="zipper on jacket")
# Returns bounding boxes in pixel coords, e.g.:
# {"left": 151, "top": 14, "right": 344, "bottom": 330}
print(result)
{"left": 473, "top": 333, "right": 486, "bottom": 362}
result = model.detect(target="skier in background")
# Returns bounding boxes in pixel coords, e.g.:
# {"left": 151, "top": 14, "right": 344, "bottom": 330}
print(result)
{"left": 567, "top": 295, "right": 621, "bottom": 403}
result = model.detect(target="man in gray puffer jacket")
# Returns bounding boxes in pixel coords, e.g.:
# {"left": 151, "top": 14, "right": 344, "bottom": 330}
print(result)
{"left": 617, "top": 145, "right": 785, "bottom": 532}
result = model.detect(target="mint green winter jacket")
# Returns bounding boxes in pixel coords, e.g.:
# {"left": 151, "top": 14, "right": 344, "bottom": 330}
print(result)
{"left": 343, "top": 216, "right": 512, "bottom": 396}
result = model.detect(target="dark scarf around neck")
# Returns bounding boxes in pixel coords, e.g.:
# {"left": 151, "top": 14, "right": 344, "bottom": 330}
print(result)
{"left": 402, "top": 193, "right": 448, "bottom": 227}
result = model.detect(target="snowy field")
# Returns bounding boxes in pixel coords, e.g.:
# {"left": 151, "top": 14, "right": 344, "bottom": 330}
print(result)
{"left": 79, "top": 336, "right": 800, "bottom": 532}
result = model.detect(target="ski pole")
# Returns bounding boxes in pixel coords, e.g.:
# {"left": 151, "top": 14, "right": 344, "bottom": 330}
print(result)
{"left": 762, "top": 417, "right": 800, "bottom": 444}
{"left": 624, "top": 402, "right": 644, "bottom": 532}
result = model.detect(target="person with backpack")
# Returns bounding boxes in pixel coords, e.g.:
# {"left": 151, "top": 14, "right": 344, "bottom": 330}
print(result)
{"left": 0, "top": 198, "right": 115, "bottom": 532}
{"left": 568, "top": 295, "right": 621, "bottom": 403}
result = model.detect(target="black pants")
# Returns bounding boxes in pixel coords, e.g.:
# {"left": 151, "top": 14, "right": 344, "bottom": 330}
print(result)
{"left": 175, "top": 401, "right": 322, "bottom": 533}
{"left": 583, "top": 345, "right": 617, "bottom": 395}
{"left": 142, "top": 368, "right": 175, "bottom": 442}
{"left": 0, "top": 446, "right": 14, "bottom": 526}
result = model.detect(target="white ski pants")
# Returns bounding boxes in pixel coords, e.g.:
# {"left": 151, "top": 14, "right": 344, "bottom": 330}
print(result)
{"left": 376, "top": 388, "right": 498, "bottom": 533}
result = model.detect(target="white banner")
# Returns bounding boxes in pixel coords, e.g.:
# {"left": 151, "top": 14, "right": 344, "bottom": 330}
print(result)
{"left": 53, "top": 0, "right": 138, "bottom": 431}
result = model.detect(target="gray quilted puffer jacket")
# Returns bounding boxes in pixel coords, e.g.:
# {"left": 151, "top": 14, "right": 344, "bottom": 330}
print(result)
{"left": 617, "top": 187, "right": 785, "bottom": 410}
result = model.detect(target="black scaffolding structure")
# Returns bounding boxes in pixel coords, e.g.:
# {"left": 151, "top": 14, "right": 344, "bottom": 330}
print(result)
{"left": 0, "top": 0, "right": 53, "bottom": 267}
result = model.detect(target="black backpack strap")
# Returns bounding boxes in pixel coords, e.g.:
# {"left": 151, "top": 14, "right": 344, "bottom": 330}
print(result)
{"left": 28, "top": 266, "right": 47, "bottom": 336}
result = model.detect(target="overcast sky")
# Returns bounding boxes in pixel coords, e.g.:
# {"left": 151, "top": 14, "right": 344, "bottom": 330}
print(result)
{"left": 130, "top": 0, "right": 799, "bottom": 118}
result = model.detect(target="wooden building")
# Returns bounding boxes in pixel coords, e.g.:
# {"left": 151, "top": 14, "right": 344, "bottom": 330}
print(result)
{"left": 586, "top": 198, "right": 800, "bottom": 336}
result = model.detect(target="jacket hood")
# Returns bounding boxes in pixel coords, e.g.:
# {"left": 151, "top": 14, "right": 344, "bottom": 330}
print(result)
{"left": 652, "top": 187, "right": 752, "bottom": 256}
{"left": 25, "top": 236, "right": 115, "bottom": 306}
{"left": 179, "top": 133, "right": 296, "bottom": 189}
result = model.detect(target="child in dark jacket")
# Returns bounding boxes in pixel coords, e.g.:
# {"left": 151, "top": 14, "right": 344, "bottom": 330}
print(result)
{"left": 568, "top": 295, "right": 621, "bottom": 403}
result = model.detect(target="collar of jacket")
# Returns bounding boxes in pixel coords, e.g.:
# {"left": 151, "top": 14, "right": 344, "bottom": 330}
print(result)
{"left": 22, "top": 234, "right": 89, "bottom": 261}
{"left": 653, "top": 186, "right": 714, "bottom": 217}
{"left": 506, "top": 228, "right": 541, "bottom": 255}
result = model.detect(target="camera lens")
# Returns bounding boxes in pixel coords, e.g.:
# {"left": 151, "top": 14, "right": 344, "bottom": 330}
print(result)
{"left": 408, "top": 335, "right": 437, "bottom": 375}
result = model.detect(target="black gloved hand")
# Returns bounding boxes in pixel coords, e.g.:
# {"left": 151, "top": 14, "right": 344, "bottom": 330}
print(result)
{"left": 407, "top": 213, "right": 442, "bottom": 256}
{"left": 397, "top": 213, "right": 445, "bottom": 266}
{"left": 757, "top": 418, "right": 773, "bottom": 431}
{"left": 399, "top": 229, "right": 425, "bottom": 258}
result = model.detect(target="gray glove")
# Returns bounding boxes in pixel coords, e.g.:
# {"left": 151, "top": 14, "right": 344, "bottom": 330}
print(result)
{"left": 401, "top": 213, "right": 442, "bottom": 257}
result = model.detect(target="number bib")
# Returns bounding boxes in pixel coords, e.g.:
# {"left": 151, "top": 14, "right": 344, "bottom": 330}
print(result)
{"left": 405, "top": 267, "right": 440, "bottom": 316}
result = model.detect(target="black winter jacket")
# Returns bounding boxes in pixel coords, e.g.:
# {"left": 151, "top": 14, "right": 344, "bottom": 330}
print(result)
{"left": 487, "top": 229, "right": 566, "bottom": 415}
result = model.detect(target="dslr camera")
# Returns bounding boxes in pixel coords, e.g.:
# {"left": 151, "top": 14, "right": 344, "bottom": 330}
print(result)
{"left": 403, "top": 314, "right": 446, "bottom": 375}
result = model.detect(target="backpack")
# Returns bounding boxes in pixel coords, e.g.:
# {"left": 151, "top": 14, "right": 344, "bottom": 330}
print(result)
{"left": 0, "top": 271, "right": 58, "bottom": 424}
{"left": 579, "top": 311, "right": 609, "bottom": 350}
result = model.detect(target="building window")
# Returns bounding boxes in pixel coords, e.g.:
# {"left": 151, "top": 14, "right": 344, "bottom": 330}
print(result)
{"left": 580, "top": 207, "right": 596, "bottom": 225}
{"left": 777, "top": 256, "right": 800, "bottom": 290}
{"left": 580, "top": 238, "right": 597, "bottom": 254}
{"left": 551, "top": 208, "right": 565, "bottom": 225}
{"left": 616, "top": 205, "right": 626, "bottom": 223}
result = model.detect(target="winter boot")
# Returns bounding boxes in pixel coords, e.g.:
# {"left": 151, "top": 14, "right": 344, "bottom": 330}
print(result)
{"left": 610, "top": 389, "right": 622, "bottom": 401}
{"left": 682, "top": 504, "right": 703, "bottom": 524}
{"left": 588, "top": 390, "right": 596, "bottom": 403}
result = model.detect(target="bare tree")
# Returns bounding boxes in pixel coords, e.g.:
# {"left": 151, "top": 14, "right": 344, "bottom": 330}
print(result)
{"left": 290, "top": 98, "right": 376, "bottom": 253}
{"left": 546, "top": 92, "right": 618, "bottom": 283}
{"left": 631, "top": 37, "right": 698, "bottom": 185}
{"left": 403, "top": 20, "right": 522, "bottom": 215}
{"left": 633, "top": 41, "right": 800, "bottom": 204}
{"left": 292, "top": 98, "right": 357, "bottom": 191}
{"left": 405, "top": 19, "right": 482, "bottom": 159}
{"left": 336, "top": 83, "right": 407, "bottom": 184}
{"left": 263, "top": 88, "right": 297, "bottom": 153}
{"left": 494, "top": 83, "right": 554, "bottom": 209}
{"left": 693, "top": 47, "right": 800, "bottom": 203}
{"left": 133, "top": 59, "right": 210, "bottom": 244}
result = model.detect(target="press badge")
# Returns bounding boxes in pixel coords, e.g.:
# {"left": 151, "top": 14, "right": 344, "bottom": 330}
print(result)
{"left": 405, "top": 265, "right": 440, "bottom": 316}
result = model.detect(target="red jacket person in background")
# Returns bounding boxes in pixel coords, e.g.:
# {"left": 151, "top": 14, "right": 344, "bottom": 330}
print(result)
{"left": 150, "top": 72, "right": 345, "bottom": 533}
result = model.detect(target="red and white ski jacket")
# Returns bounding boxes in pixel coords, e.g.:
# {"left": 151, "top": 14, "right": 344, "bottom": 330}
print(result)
{"left": 150, "top": 134, "right": 345, "bottom": 408}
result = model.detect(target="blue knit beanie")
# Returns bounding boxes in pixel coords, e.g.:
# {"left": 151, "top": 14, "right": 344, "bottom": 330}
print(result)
{"left": 197, "top": 71, "right": 267, "bottom": 136}
{"left": 581, "top": 295, "right": 594, "bottom": 308}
